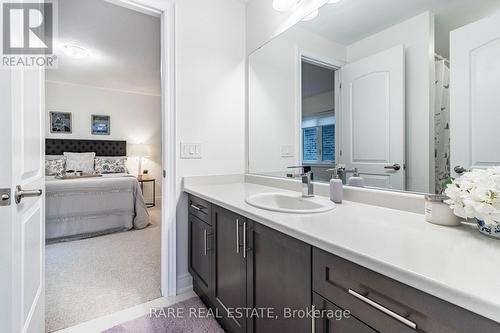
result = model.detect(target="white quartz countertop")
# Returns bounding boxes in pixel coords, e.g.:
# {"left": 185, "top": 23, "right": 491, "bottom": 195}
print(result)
{"left": 184, "top": 181, "right": 500, "bottom": 323}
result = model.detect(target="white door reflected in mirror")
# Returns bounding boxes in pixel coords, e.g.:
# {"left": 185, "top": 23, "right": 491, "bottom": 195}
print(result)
{"left": 339, "top": 45, "right": 405, "bottom": 190}
{"left": 450, "top": 11, "right": 500, "bottom": 177}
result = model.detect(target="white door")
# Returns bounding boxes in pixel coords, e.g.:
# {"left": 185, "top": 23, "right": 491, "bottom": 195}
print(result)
{"left": 0, "top": 68, "right": 46, "bottom": 332}
{"left": 339, "top": 45, "right": 405, "bottom": 190}
{"left": 450, "top": 11, "right": 500, "bottom": 177}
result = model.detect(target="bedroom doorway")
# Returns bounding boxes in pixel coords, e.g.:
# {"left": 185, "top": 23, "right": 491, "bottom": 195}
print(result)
{"left": 42, "top": 0, "right": 176, "bottom": 331}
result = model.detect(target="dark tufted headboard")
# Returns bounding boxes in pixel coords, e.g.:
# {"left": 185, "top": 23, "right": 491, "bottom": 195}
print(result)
{"left": 46, "top": 139, "right": 127, "bottom": 156}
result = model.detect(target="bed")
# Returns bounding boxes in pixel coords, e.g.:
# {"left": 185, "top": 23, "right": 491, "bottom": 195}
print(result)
{"left": 45, "top": 139, "right": 150, "bottom": 243}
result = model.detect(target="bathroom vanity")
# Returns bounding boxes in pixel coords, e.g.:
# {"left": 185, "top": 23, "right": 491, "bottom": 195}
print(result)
{"left": 186, "top": 181, "right": 500, "bottom": 333}
{"left": 183, "top": 1, "right": 500, "bottom": 332}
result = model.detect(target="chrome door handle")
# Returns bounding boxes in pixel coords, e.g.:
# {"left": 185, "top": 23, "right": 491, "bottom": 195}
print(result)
{"left": 15, "top": 185, "right": 42, "bottom": 204}
{"left": 454, "top": 165, "right": 467, "bottom": 174}
{"left": 348, "top": 289, "right": 417, "bottom": 329}
{"left": 236, "top": 218, "right": 240, "bottom": 253}
{"left": 384, "top": 163, "right": 401, "bottom": 171}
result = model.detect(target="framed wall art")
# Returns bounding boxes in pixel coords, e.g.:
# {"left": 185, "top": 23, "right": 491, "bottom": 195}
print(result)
{"left": 50, "top": 112, "right": 72, "bottom": 134}
{"left": 91, "top": 115, "right": 110, "bottom": 135}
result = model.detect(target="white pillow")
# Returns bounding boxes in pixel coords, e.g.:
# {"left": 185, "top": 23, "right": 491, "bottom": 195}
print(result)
{"left": 64, "top": 152, "right": 96, "bottom": 173}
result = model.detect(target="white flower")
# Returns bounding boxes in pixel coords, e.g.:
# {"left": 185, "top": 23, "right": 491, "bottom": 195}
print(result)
{"left": 444, "top": 168, "right": 500, "bottom": 227}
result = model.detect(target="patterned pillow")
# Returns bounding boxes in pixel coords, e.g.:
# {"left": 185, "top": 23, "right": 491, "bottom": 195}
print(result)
{"left": 95, "top": 157, "right": 128, "bottom": 174}
{"left": 45, "top": 157, "right": 66, "bottom": 176}
{"left": 64, "top": 152, "right": 96, "bottom": 173}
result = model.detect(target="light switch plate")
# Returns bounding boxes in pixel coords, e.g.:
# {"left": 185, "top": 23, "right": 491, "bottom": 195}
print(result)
{"left": 180, "top": 142, "right": 202, "bottom": 159}
{"left": 280, "top": 145, "right": 294, "bottom": 158}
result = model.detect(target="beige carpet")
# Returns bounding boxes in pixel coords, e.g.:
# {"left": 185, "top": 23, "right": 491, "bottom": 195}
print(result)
{"left": 45, "top": 206, "right": 161, "bottom": 332}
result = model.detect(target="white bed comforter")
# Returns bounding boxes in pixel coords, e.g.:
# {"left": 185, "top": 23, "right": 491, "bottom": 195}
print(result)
{"left": 45, "top": 174, "right": 150, "bottom": 242}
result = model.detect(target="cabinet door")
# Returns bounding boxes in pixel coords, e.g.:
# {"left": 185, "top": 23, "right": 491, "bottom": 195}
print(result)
{"left": 212, "top": 206, "right": 247, "bottom": 333}
{"left": 188, "top": 214, "right": 212, "bottom": 302}
{"left": 247, "top": 222, "right": 312, "bottom": 333}
{"left": 313, "top": 293, "right": 377, "bottom": 333}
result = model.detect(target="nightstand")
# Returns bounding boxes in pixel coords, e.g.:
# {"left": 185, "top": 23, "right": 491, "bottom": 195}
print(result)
{"left": 137, "top": 176, "right": 155, "bottom": 208}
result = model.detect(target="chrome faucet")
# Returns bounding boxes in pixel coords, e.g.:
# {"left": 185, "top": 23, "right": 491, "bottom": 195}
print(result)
{"left": 287, "top": 166, "right": 314, "bottom": 197}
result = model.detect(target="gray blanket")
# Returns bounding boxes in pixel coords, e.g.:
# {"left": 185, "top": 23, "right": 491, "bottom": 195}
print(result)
{"left": 46, "top": 174, "right": 150, "bottom": 242}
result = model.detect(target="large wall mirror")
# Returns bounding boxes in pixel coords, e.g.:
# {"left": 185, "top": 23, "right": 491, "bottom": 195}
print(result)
{"left": 248, "top": 0, "right": 500, "bottom": 194}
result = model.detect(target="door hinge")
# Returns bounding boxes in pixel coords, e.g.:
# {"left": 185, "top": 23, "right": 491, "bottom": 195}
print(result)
{"left": 0, "top": 188, "right": 11, "bottom": 206}
{"left": 163, "top": 170, "right": 166, "bottom": 178}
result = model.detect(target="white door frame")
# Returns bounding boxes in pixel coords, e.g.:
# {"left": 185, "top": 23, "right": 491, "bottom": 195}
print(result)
{"left": 296, "top": 49, "right": 344, "bottom": 166}
{"left": 106, "top": 0, "right": 177, "bottom": 297}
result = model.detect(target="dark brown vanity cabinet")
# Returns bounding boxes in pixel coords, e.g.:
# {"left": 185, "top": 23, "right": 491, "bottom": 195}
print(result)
{"left": 188, "top": 214, "right": 212, "bottom": 303}
{"left": 211, "top": 204, "right": 312, "bottom": 333}
{"left": 188, "top": 196, "right": 312, "bottom": 333}
{"left": 312, "top": 247, "right": 500, "bottom": 333}
{"left": 188, "top": 194, "right": 500, "bottom": 333}
{"left": 188, "top": 196, "right": 213, "bottom": 306}
{"left": 246, "top": 220, "right": 311, "bottom": 333}
{"left": 211, "top": 205, "right": 248, "bottom": 333}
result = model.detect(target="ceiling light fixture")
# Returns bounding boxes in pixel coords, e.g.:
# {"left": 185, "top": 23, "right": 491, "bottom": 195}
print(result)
{"left": 273, "top": 0, "right": 301, "bottom": 12}
{"left": 301, "top": 8, "right": 319, "bottom": 21}
{"left": 62, "top": 44, "right": 90, "bottom": 59}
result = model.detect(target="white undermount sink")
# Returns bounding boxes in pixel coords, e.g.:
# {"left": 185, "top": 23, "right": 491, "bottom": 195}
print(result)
{"left": 245, "top": 192, "right": 336, "bottom": 214}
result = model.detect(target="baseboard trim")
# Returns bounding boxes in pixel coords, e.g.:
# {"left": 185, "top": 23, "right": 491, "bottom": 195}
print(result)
{"left": 176, "top": 273, "right": 193, "bottom": 295}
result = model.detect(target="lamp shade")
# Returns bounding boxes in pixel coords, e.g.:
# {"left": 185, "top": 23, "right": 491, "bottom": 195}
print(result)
{"left": 128, "top": 144, "right": 152, "bottom": 158}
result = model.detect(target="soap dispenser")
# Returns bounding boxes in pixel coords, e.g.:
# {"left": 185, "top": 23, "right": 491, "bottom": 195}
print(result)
{"left": 347, "top": 168, "right": 365, "bottom": 187}
{"left": 327, "top": 169, "right": 343, "bottom": 204}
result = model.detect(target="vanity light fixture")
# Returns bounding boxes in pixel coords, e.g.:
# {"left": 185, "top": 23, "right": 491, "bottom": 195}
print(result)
{"left": 62, "top": 44, "right": 90, "bottom": 59}
{"left": 273, "top": 0, "right": 302, "bottom": 12}
{"left": 301, "top": 9, "right": 319, "bottom": 21}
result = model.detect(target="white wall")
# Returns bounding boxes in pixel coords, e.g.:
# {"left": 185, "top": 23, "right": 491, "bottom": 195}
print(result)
{"left": 249, "top": 25, "right": 345, "bottom": 175}
{"left": 45, "top": 81, "right": 162, "bottom": 196}
{"left": 347, "top": 11, "right": 435, "bottom": 193}
{"left": 303, "top": 91, "right": 335, "bottom": 116}
{"left": 174, "top": 0, "right": 246, "bottom": 292}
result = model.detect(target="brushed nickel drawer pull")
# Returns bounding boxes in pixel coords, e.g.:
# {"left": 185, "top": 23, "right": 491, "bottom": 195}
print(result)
{"left": 236, "top": 218, "right": 240, "bottom": 253}
{"left": 311, "top": 304, "right": 316, "bottom": 332}
{"left": 348, "top": 289, "right": 417, "bottom": 330}
{"left": 190, "top": 203, "right": 203, "bottom": 211}
{"left": 243, "top": 221, "right": 247, "bottom": 259}
{"left": 203, "top": 229, "right": 208, "bottom": 256}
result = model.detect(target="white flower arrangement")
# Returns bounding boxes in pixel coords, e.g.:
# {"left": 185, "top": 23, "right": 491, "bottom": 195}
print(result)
{"left": 445, "top": 167, "right": 500, "bottom": 226}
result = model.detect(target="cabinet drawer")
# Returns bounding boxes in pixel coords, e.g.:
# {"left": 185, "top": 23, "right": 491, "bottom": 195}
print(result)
{"left": 313, "top": 292, "right": 377, "bottom": 333}
{"left": 189, "top": 195, "right": 212, "bottom": 225}
{"left": 313, "top": 248, "right": 500, "bottom": 333}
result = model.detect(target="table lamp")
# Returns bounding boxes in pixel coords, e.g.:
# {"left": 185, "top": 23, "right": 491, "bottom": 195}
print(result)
{"left": 128, "top": 143, "right": 152, "bottom": 176}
